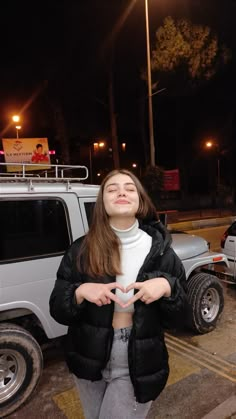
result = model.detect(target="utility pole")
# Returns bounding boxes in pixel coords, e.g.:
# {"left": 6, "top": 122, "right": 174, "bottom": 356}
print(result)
{"left": 145, "top": 0, "right": 155, "bottom": 166}
{"left": 108, "top": 47, "right": 120, "bottom": 169}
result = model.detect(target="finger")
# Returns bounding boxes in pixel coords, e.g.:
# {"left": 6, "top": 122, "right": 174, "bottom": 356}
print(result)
{"left": 122, "top": 291, "right": 142, "bottom": 307}
{"left": 141, "top": 296, "right": 152, "bottom": 304}
{"left": 100, "top": 296, "right": 109, "bottom": 305}
{"left": 145, "top": 298, "right": 153, "bottom": 305}
{"left": 107, "top": 282, "right": 125, "bottom": 293}
{"left": 107, "top": 291, "right": 125, "bottom": 307}
{"left": 125, "top": 282, "right": 143, "bottom": 293}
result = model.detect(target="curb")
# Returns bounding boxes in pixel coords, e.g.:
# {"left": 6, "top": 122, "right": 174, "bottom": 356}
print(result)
{"left": 168, "top": 216, "right": 236, "bottom": 232}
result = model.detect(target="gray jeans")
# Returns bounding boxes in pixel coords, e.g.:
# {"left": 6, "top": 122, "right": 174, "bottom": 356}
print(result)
{"left": 73, "top": 326, "right": 152, "bottom": 419}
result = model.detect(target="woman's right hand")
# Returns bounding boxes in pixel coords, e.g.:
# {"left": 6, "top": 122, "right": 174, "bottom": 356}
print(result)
{"left": 75, "top": 282, "right": 125, "bottom": 307}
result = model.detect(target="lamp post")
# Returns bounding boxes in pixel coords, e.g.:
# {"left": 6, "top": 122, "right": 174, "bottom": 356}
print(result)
{"left": 15, "top": 125, "right": 21, "bottom": 139}
{"left": 89, "top": 146, "right": 93, "bottom": 184}
{"left": 205, "top": 141, "right": 220, "bottom": 194}
{"left": 144, "top": 0, "right": 155, "bottom": 166}
{"left": 12, "top": 115, "right": 21, "bottom": 139}
{"left": 217, "top": 156, "right": 220, "bottom": 193}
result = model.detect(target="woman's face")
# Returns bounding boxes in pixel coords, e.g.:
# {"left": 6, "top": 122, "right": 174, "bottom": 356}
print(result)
{"left": 103, "top": 173, "right": 139, "bottom": 224}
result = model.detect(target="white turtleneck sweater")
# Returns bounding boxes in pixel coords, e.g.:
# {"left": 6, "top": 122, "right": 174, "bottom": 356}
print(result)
{"left": 111, "top": 219, "right": 152, "bottom": 313}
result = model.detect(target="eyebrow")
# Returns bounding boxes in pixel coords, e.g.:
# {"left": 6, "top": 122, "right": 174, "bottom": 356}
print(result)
{"left": 105, "top": 182, "right": 135, "bottom": 189}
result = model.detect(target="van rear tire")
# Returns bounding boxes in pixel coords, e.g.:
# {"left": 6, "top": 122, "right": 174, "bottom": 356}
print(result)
{"left": 0, "top": 323, "right": 43, "bottom": 418}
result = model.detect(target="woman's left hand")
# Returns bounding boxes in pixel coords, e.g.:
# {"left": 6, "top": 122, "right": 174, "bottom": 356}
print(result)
{"left": 123, "top": 277, "right": 171, "bottom": 307}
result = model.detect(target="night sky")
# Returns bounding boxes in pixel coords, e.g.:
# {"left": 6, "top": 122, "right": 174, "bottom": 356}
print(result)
{"left": 0, "top": 0, "right": 236, "bottom": 189}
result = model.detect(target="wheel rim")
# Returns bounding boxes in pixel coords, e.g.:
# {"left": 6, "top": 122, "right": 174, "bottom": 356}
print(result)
{"left": 0, "top": 349, "right": 26, "bottom": 403}
{"left": 201, "top": 287, "right": 220, "bottom": 323}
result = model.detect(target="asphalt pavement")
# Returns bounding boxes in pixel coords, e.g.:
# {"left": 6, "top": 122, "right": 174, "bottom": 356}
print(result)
{"left": 167, "top": 212, "right": 236, "bottom": 419}
{"left": 6, "top": 212, "right": 236, "bottom": 419}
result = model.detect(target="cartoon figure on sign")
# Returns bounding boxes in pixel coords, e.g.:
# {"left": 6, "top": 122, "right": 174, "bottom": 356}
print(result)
{"left": 31, "top": 143, "right": 49, "bottom": 163}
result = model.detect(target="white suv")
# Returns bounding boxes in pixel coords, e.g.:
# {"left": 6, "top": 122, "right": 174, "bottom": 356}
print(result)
{"left": 221, "top": 221, "right": 236, "bottom": 279}
{"left": 0, "top": 163, "right": 229, "bottom": 417}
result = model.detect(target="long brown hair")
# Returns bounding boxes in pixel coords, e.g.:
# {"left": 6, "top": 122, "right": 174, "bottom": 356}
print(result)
{"left": 77, "top": 169, "right": 158, "bottom": 277}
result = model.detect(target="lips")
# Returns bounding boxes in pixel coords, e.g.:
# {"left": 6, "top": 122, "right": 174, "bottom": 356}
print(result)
{"left": 115, "top": 199, "right": 130, "bottom": 204}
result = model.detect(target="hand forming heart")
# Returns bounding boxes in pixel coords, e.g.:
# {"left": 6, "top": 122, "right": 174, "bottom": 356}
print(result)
{"left": 76, "top": 278, "right": 171, "bottom": 307}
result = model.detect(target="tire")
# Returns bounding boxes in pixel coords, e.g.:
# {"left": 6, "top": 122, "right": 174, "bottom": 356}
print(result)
{"left": 0, "top": 323, "right": 43, "bottom": 418}
{"left": 186, "top": 273, "right": 224, "bottom": 334}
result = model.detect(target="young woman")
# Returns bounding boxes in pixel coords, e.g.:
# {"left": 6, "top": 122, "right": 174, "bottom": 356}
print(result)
{"left": 49, "top": 169, "right": 187, "bottom": 419}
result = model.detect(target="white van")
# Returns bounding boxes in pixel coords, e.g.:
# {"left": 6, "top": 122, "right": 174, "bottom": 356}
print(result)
{"left": 0, "top": 163, "right": 229, "bottom": 417}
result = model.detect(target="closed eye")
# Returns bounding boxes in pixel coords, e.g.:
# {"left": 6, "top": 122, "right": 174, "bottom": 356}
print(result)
{"left": 107, "top": 188, "right": 117, "bottom": 193}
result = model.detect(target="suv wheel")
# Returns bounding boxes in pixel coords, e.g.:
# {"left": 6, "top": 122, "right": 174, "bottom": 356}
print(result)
{"left": 0, "top": 323, "right": 43, "bottom": 418}
{"left": 186, "top": 273, "right": 224, "bottom": 334}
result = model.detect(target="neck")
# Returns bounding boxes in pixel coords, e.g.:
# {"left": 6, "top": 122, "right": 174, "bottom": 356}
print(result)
{"left": 109, "top": 216, "right": 136, "bottom": 230}
{"left": 111, "top": 219, "right": 140, "bottom": 247}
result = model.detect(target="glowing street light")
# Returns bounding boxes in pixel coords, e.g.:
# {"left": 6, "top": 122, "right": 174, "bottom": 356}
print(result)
{"left": 93, "top": 141, "right": 105, "bottom": 152}
{"left": 12, "top": 115, "right": 21, "bottom": 138}
{"left": 205, "top": 140, "right": 220, "bottom": 194}
{"left": 89, "top": 141, "right": 106, "bottom": 183}
{"left": 12, "top": 115, "right": 20, "bottom": 123}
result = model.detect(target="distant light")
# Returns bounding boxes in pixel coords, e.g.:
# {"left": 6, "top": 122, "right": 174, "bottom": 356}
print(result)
{"left": 0, "top": 150, "right": 4, "bottom": 155}
{"left": 132, "top": 163, "right": 137, "bottom": 168}
{"left": 97, "top": 173, "right": 101, "bottom": 177}
{"left": 121, "top": 143, "right": 126, "bottom": 151}
{"left": 93, "top": 142, "right": 105, "bottom": 151}
{"left": 206, "top": 141, "right": 213, "bottom": 148}
{"left": 15, "top": 125, "right": 21, "bottom": 130}
{"left": 12, "top": 115, "right": 20, "bottom": 123}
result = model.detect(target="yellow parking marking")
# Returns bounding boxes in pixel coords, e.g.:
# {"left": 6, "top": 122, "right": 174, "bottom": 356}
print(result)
{"left": 53, "top": 387, "right": 84, "bottom": 419}
{"left": 189, "top": 324, "right": 236, "bottom": 357}
{"left": 166, "top": 333, "right": 236, "bottom": 383}
{"left": 167, "top": 352, "right": 200, "bottom": 386}
{"left": 53, "top": 333, "right": 236, "bottom": 418}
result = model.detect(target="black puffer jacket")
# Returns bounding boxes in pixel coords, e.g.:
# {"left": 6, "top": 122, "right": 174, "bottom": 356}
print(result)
{"left": 49, "top": 220, "right": 187, "bottom": 403}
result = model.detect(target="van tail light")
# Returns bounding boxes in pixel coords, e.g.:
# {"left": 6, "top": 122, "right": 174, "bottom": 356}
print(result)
{"left": 220, "top": 230, "right": 228, "bottom": 249}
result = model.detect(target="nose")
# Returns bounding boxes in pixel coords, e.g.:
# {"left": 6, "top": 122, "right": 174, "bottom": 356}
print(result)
{"left": 118, "top": 188, "right": 127, "bottom": 196}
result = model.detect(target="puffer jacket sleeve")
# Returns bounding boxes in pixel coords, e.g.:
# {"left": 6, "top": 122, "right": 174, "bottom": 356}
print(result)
{"left": 49, "top": 238, "right": 87, "bottom": 326}
{"left": 144, "top": 247, "right": 189, "bottom": 329}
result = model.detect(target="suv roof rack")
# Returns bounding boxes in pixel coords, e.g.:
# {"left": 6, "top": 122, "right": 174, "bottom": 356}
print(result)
{"left": 0, "top": 162, "right": 89, "bottom": 182}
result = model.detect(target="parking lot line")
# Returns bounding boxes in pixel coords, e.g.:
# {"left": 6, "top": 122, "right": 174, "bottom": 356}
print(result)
{"left": 166, "top": 333, "right": 236, "bottom": 382}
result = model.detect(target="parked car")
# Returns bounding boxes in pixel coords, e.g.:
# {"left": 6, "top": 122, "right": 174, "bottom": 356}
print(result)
{"left": 221, "top": 221, "right": 236, "bottom": 281}
{"left": 0, "top": 163, "right": 230, "bottom": 417}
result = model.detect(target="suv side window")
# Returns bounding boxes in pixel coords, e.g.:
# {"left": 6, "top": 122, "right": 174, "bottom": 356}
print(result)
{"left": 84, "top": 202, "right": 95, "bottom": 227}
{"left": 228, "top": 221, "right": 236, "bottom": 236}
{"left": 0, "top": 198, "right": 70, "bottom": 262}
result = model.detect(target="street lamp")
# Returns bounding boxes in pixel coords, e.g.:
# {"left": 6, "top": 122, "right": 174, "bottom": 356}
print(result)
{"left": 12, "top": 115, "right": 20, "bottom": 123}
{"left": 89, "top": 141, "right": 106, "bottom": 184}
{"left": 132, "top": 162, "right": 141, "bottom": 177}
{"left": 145, "top": 0, "right": 155, "bottom": 166}
{"left": 12, "top": 115, "right": 21, "bottom": 138}
{"left": 15, "top": 125, "right": 21, "bottom": 139}
{"left": 205, "top": 140, "right": 220, "bottom": 194}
